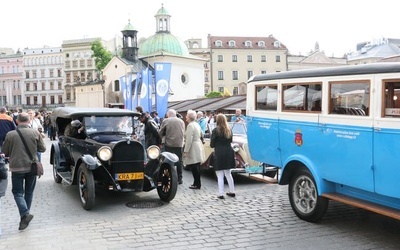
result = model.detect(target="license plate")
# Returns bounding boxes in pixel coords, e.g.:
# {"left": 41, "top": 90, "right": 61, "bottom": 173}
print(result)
{"left": 116, "top": 172, "right": 144, "bottom": 181}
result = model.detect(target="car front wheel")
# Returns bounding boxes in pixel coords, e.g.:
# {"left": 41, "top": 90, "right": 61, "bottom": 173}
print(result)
{"left": 52, "top": 154, "right": 62, "bottom": 183}
{"left": 288, "top": 169, "right": 328, "bottom": 222}
{"left": 157, "top": 164, "right": 178, "bottom": 202}
{"left": 78, "top": 164, "right": 95, "bottom": 210}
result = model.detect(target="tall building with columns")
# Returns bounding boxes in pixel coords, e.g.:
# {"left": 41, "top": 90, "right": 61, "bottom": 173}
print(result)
{"left": 22, "top": 47, "right": 64, "bottom": 110}
{"left": 0, "top": 51, "right": 23, "bottom": 110}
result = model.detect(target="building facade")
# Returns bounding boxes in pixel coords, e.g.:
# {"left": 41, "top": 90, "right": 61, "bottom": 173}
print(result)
{"left": 22, "top": 47, "right": 64, "bottom": 110}
{"left": 207, "top": 35, "right": 288, "bottom": 95}
{"left": 62, "top": 38, "right": 99, "bottom": 107}
{"left": 0, "top": 52, "right": 23, "bottom": 110}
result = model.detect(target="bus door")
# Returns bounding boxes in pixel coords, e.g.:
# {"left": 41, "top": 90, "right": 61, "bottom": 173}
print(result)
{"left": 247, "top": 85, "right": 282, "bottom": 167}
{"left": 372, "top": 80, "right": 400, "bottom": 199}
{"left": 317, "top": 81, "right": 374, "bottom": 192}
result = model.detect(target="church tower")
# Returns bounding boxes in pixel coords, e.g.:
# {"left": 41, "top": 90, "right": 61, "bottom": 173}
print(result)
{"left": 155, "top": 4, "right": 171, "bottom": 33}
{"left": 121, "top": 20, "right": 138, "bottom": 62}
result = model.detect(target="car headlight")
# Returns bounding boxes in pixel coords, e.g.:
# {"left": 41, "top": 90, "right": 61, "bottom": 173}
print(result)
{"left": 97, "top": 146, "right": 112, "bottom": 161}
{"left": 232, "top": 143, "right": 240, "bottom": 153}
{"left": 147, "top": 145, "right": 160, "bottom": 160}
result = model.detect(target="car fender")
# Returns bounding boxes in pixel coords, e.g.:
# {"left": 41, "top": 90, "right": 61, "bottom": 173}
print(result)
{"left": 50, "top": 142, "right": 62, "bottom": 165}
{"left": 160, "top": 151, "right": 179, "bottom": 165}
{"left": 80, "top": 154, "right": 100, "bottom": 170}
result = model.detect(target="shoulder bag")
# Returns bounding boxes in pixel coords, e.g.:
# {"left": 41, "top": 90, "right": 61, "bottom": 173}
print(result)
{"left": 16, "top": 129, "right": 44, "bottom": 178}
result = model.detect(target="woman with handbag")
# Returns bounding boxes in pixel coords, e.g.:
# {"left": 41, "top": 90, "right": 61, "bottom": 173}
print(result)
{"left": 2, "top": 112, "right": 46, "bottom": 231}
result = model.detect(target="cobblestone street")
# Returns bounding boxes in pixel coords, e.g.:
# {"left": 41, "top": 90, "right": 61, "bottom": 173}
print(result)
{"left": 0, "top": 138, "right": 399, "bottom": 250}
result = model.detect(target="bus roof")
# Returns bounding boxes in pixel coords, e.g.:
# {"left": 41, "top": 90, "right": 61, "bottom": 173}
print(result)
{"left": 248, "top": 62, "right": 400, "bottom": 83}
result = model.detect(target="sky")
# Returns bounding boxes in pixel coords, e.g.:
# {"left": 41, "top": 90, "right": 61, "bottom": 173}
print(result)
{"left": 1, "top": 0, "right": 399, "bottom": 57}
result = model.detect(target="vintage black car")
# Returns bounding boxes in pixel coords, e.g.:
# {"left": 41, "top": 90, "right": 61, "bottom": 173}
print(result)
{"left": 50, "top": 107, "right": 179, "bottom": 210}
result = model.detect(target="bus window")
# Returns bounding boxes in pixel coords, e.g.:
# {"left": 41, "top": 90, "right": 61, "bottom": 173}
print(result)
{"left": 383, "top": 81, "right": 400, "bottom": 117}
{"left": 330, "top": 81, "right": 369, "bottom": 116}
{"left": 255, "top": 85, "right": 277, "bottom": 111}
{"left": 282, "top": 83, "right": 321, "bottom": 112}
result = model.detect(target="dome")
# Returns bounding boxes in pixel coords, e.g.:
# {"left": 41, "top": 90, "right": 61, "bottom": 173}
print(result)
{"left": 138, "top": 32, "right": 189, "bottom": 57}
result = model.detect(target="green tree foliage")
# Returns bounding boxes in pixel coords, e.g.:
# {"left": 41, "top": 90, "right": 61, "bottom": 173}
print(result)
{"left": 206, "top": 91, "right": 223, "bottom": 98}
{"left": 91, "top": 40, "right": 113, "bottom": 72}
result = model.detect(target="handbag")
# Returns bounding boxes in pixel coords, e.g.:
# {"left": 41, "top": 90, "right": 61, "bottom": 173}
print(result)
{"left": 16, "top": 129, "right": 44, "bottom": 178}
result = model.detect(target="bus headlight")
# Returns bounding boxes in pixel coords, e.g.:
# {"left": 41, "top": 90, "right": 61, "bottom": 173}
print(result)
{"left": 147, "top": 145, "right": 160, "bottom": 160}
{"left": 97, "top": 146, "right": 112, "bottom": 161}
{"left": 232, "top": 143, "right": 240, "bottom": 153}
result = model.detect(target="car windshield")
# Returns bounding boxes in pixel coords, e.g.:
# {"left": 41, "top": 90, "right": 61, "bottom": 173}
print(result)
{"left": 208, "top": 122, "right": 247, "bottom": 136}
{"left": 83, "top": 116, "right": 134, "bottom": 135}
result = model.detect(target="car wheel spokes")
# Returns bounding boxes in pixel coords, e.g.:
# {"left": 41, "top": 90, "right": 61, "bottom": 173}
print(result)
{"left": 161, "top": 167, "right": 171, "bottom": 193}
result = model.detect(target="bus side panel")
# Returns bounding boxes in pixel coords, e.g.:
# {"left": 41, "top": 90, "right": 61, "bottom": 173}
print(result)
{"left": 317, "top": 122, "right": 374, "bottom": 193}
{"left": 373, "top": 127, "right": 400, "bottom": 198}
{"left": 247, "top": 117, "right": 281, "bottom": 167}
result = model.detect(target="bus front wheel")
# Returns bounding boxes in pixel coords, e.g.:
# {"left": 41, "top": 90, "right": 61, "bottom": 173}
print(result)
{"left": 288, "top": 169, "right": 328, "bottom": 222}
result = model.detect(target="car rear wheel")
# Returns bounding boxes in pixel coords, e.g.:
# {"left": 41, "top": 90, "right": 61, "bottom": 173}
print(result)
{"left": 78, "top": 164, "right": 95, "bottom": 210}
{"left": 289, "top": 168, "right": 328, "bottom": 222}
{"left": 52, "top": 154, "right": 62, "bottom": 184}
{"left": 157, "top": 164, "right": 178, "bottom": 202}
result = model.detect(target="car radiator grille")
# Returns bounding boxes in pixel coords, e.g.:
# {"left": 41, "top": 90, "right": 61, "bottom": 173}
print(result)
{"left": 111, "top": 142, "right": 144, "bottom": 173}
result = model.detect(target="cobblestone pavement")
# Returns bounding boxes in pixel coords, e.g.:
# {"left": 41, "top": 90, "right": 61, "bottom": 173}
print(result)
{"left": 0, "top": 137, "right": 400, "bottom": 250}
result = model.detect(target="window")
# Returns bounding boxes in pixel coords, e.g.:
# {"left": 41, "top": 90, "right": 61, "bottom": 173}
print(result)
{"left": 276, "top": 55, "right": 281, "bottom": 62}
{"left": 247, "top": 71, "right": 253, "bottom": 79}
{"left": 87, "top": 59, "right": 93, "bottom": 67}
{"left": 232, "top": 55, "right": 237, "bottom": 62}
{"left": 283, "top": 83, "right": 322, "bottom": 112}
{"left": 58, "top": 95, "right": 63, "bottom": 104}
{"left": 41, "top": 82, "right": 45, "bottom": 90}
{"left": 233, "top": 87, "right": 238, "bottom": 95}
{"left": 41, "top": 69, "right": 45, "bottom": 78}
{"left": 65, "top": 61, "right": 70, "bottom": 68}
{"left": 232, "top": 71, "right": 238, "bottom": 80}
{"left": 247, "top": 55, "right": 253, "bottom": 62}
{"left": 42, "top": 96, "right": 46, "bottom": 105}
{"left": 58, "top": 69, "right": 62, "bottom": 77}
{"left": 245, "top": 41, "right": 252, "bottom": 47}
{"left": 330, "top": 81, "right": 370, "bottom": 116}
{"left": 261, "top": 70, "right": 267, "bottom": 74}
{"left": 256, "top": 85, "right": 278, "bottom": 111}
{"left": 114, "top": 80, "right": 120, "bottom": 91}
{"left": 218, "top": 87, "right": 224, "bottom": 92}
{"left": 81, "top": 72, "right": 85, "bottom": 82}
{"left": 32, "top": 71, "right": 37, "bottom": 78}
{"left": 66, "top": 73, "right": 71, "bottom": 83}
{"left": 261, "top": 55, "right": 266, "bottom": 62}
{"left": 50, "top": 69, "right": 54, "bottom": 78}
{"left": 26, "top": 96, "right": 30, "bottom": 105}
{"left": 72, "top": 61, "right": 77, "bottom": 68}
{"left": 383, "top": 81, "right": 400, "bottom": 117}
{"left": 258, "top": 41, "right": 265, "bottom": 47}
{"left": 217, "top": 55, "right": 223, "bottom": 62}
{"left": 218, "top": 71, "right": 224, "bottom": 80}
{"left": 80, "top": 59, "right": 85, "bottom": 67}
{"left": 25, "top": 71, "right": 29, "bottom": 79}
{"left": 228, "top": 40, "right": 236, "bottom": 47}
{"left": 50, "top": 82, "right": 54, "bottom": 90}
{"left": 58, "top": 82, "right": 62, "bottom": 90}
{"left": 50, "top": 96, "right": 55, "bottom": 104}
{"left": 87, "top": 72, "right": 92, "bottom": 81}
{"left": 33, "top": 82, "right": 37, "bottom": 91}
{"left": 33, "top": 96, "right": 38, "bottom": 105}
{"left": 215, "top": 41, "right": 222, "bottom": 47}
{"left": 26, "top": 83, "right": 30, "bottom": 91}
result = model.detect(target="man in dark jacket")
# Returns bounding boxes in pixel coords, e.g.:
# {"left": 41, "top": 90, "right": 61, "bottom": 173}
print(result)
{"left": 2, "top": 112, "right": 46, "bottom": 230}
{"left": 0, "top": 107, "right": 16, "bottom": 151}
{"left": 140, "top": 113, "right": 161, "bottom": 148}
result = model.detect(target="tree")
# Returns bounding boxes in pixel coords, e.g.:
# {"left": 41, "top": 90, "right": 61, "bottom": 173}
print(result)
{"left": 206, "top": 91, "right": 223, "bottom": 98}
{"left": 91, "top": 40, "right": 112, "bottom": 78}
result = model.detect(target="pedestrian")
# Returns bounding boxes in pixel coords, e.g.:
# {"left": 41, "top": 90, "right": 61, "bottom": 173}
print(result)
{"left": 210, "top": 114, "right": 236, "bottom": 199}
{"left": 139, "top": 113, "right": 161, "bottom": 148}
{"left": 27, "top": 109, "right": 44, "bottom": 162}
{"left": 230, "top": 109, "right": 246, "bottom": 123}
{"left": 196, "top": 111, "right": 207, "bottom": 135}
{"left": 0, "top": 107, "right": 16, "bottom": 151}
{"left": 2, "top": 112, "right": 46, "bottom": 230}
{"left": 159, "top": 109, "right": 185, "bottom": 184}
{"left": 183, "top": 110, "right": 205, "bottom": 190}
{"left": 0, "top": 154, "right": 8, "bottom": 236}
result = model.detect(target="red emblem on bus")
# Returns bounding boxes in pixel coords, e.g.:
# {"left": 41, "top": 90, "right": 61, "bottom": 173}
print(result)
{"left": 295, "top": 129, "right": 303, "bottom": 146}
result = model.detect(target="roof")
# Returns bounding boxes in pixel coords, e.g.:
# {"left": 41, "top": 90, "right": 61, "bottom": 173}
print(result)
{"left": 209, "top": 35, "right": 287, "bottom": 50}
{"left": 168, "top": 95, "right": 247, "bottom": 113}
{"left": 250, "top": 62, "right": 400, "bottom": 82}
{"left": 51, "top": 107, "right": 140, "bottom": 118}
{"left": 138, "top": 32, "right": 189, "bottom": 57}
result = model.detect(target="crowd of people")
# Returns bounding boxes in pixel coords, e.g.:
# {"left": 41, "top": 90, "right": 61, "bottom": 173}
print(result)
{"left": 0, "top": 105, "right": 246, "bottom": 233}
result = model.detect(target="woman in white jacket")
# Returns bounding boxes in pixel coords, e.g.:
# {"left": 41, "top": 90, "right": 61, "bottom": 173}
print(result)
{"left": 183, "top": 110, "right": 205, "bottom": 189}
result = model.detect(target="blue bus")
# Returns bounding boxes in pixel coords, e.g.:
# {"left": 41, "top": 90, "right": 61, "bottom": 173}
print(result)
{"left": 246, "top": 63, "right": 400, "bottom": 222}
